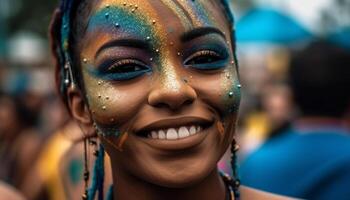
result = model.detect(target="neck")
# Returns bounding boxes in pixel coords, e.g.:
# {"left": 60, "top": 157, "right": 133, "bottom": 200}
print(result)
{"left": 112, "top": 167, "right": 228, "bottom": 200}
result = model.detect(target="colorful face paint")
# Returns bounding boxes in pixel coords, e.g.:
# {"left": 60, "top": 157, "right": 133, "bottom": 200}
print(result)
{"left": 68, "top": 0, "right": 242, "bottom": 191}
{"left": 79, "top": 0, "right": 239, "bottom": 148}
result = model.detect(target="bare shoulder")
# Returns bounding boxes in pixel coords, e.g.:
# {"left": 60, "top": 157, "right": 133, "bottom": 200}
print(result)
{"left": 0, "top": 182, "right": 26, "bottom": 200}
{"left": 240, "top": 186, "right": 300, "bottom": 200}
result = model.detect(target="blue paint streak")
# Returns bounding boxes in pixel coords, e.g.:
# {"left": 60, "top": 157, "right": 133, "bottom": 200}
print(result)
{"left": 87, "top": 6, "right": 157, "bottom": 45}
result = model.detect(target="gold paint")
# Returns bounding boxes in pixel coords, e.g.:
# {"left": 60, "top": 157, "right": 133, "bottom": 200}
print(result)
{"left": 216, "top": 121, "right": 225, "bottom": 136}
{"left": 175, "top": 0, "right": 210, "bottom": 27}
{"left": 220, "top": 68, "right": 236, "bottom": 111}
{"left": 117, "top": 132, "right": 129, "bottom": 151}
{"left": 159, "top": 55, "right": 182, "bottom": 91}
{"left": 158, "top": 0, "right": 192, "bottom": 30}
{"left": 102, "top": 135, "right": 123, "bottom": 152}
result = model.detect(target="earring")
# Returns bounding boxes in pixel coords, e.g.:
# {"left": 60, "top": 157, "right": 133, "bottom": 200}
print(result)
{"left": 82, "top": 138, "right": 89, "bottom": 200}
{"left": 230, "top": 138, "right": 240, "bottom": 199}
{"left": 87, "top": 144, "right": 105, "bottom": 200}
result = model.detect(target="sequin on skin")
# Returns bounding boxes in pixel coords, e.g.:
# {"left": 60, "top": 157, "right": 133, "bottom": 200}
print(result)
{"left": 81, "top": 0, "right": 239, "bottom": 138}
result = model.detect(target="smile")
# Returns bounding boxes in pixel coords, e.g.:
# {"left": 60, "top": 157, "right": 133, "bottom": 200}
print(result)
{"left": 134, "top": 116, "right": 215, "bottom": 150}
{"left": 147, "top": 125, "right": 203, "bottom": 140}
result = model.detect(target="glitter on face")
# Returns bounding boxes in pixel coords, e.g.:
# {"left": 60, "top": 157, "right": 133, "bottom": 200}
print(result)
{"left": 80, "top": 0, "right": 238, "bottom": 138}
{"left": 228, "top": 91, "right": 234, "bottom": 97}
{"left": 86, "top": 5, "right": 160, "bottom": 49}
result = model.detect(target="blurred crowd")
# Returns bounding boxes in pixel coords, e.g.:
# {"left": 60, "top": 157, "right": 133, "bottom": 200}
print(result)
{"left": 1, "top": 1, "right": 350, "bottom": 200}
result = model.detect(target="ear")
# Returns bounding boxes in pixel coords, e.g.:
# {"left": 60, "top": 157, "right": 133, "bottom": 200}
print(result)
{"left": 67, "top": 86, "right": 95, "bottom": 137}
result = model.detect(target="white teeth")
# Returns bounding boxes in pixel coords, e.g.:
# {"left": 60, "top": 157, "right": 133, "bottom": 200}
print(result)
{"left": 189, "top": 126, "right": 196, "bottom": 135}
{"left": 178, "top": 126, "right": 190, "bottom": 138}
{"left": 147, "top": 125, "right": 204, "bottom": 140}
{"left": 166, "top": 128, "right": 178, "bottom": 140}
{"left": 151, "top": 131, "right": 158, "bottom": 139}
{"left": 158, "top": 130, "right": 166, "bottom": 139}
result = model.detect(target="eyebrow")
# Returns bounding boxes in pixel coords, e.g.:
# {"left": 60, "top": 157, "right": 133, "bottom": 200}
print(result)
{"left": 180, "top": 27, "right": 226, "bottom": 42}
{"left": 95, "top": 39, "right": 151, "bottom": 59}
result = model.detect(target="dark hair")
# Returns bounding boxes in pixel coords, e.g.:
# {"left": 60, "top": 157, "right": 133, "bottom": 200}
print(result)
{"left": 289, "top": 40, "right": 350, "bottom": 118}
{"left": 50, "top": 0, "right": 237, "bottom": 108}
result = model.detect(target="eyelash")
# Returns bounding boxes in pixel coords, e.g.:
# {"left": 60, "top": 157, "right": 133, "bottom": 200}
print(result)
{"left": 98, "top": 59, "right": 151, "bottom": 81}
{"left": 94, "top": 48, "right": 228, "bottom": 81}
{"left": 184, "top": 49, "right": 229, "bottom": 70}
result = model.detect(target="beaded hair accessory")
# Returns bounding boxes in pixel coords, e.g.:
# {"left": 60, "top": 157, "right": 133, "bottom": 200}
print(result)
{"left": 59, "top": 0, "right": 75, "bottom": 91}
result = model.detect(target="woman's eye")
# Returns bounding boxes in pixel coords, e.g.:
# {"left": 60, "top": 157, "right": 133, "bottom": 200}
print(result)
{"left": 108, "top": 59, "right": 148, "bottom": 73}
{"left": 98, "top": 59, "right": 151, "bottom": 81}
{"left": 185, "top": 50, "right": 222, "bottom": 65}
{"left": 184, "top": 50, "right": 228, "bottom": 70}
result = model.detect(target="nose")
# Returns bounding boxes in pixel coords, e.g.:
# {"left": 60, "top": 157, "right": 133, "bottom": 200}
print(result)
{"left": 148, "top": 73, "right": 197, "bottom": 110}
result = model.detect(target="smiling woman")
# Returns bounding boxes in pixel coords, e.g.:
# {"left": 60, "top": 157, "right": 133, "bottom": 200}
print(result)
{"left": 49, "top": 0, "right": 290, "bottom": 200}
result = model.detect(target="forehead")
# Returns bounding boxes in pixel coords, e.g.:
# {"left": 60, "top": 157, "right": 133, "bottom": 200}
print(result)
{"left": 81, "top": 0, "right": 229, "bottom": 57}
{"left": 87, "top": 0, "right": 225, "bottom": 31}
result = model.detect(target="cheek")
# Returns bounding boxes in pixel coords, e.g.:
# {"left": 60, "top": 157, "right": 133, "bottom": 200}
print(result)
{"left": 82, "top": 70, "right": 149, "bottom": 132}
{"left": 191, "top": 66, "right": 240, "bottom": 117}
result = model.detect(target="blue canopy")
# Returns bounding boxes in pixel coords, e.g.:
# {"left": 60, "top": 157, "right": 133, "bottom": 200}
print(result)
{"left": 236, "top": 7, "right": 313, "bottom": 45}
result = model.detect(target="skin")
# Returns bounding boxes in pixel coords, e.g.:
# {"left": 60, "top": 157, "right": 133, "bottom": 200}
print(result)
{"left": 0, "top": 182, "right": 25, "bottom": 200}
{"left": 65, "top": 0, "right": 292, "bottom": 199}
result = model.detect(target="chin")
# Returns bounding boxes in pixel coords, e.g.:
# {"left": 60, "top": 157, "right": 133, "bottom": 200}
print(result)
{"left": 104, "top": 115, "right": 231, "bottom": 189}
{"left": 138, "top": 134, "right": 223, "bottom": 188}
{"left": 145, "top": 159, "right": 218, "bottom": 188}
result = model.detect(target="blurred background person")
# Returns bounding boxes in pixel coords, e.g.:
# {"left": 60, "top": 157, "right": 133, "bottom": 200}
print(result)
{"left": 240, "top": 40, "right": 350, "bottom": 200}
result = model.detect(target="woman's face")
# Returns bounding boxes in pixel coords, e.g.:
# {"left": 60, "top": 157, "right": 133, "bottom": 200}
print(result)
{"left": 78, "top": 0, "right": 240, "bottom": 187}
